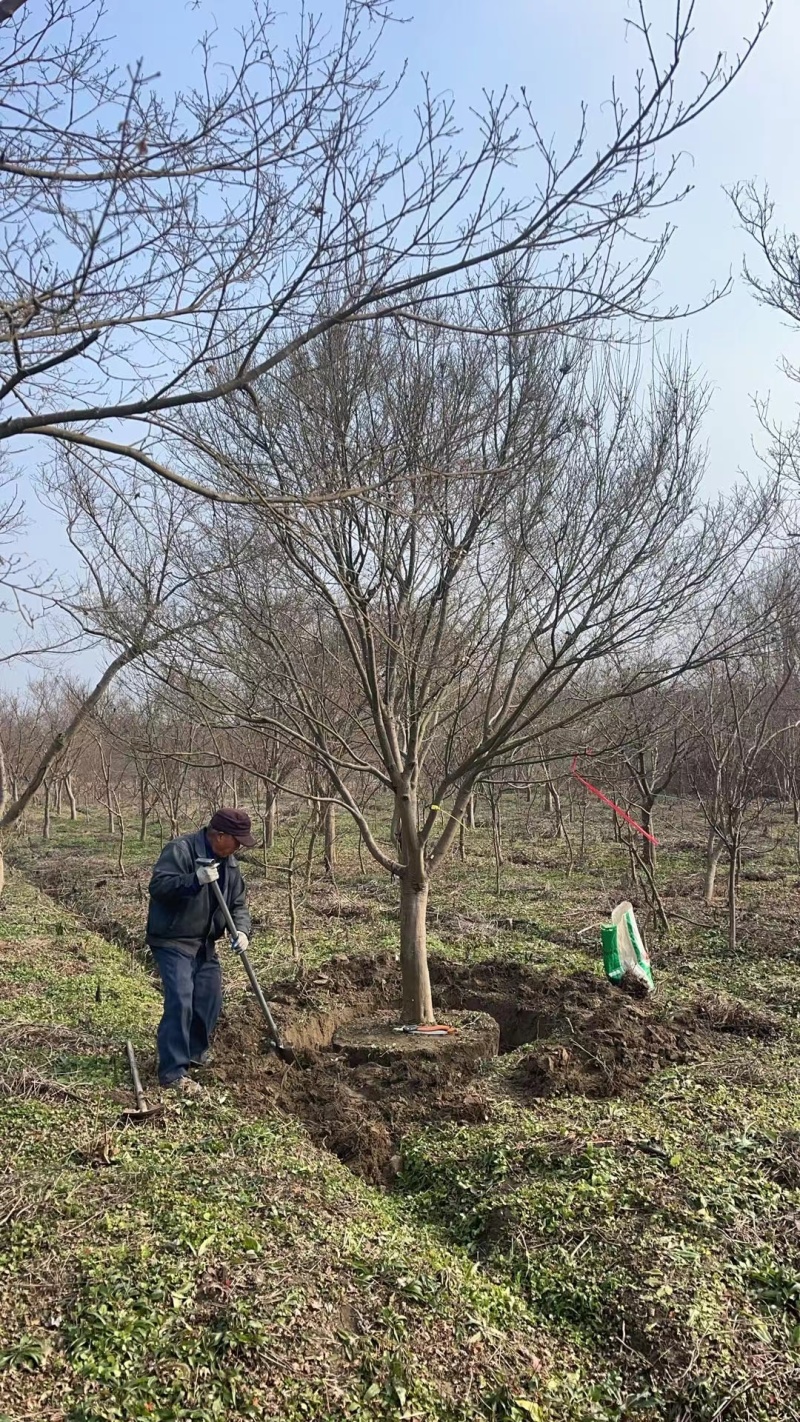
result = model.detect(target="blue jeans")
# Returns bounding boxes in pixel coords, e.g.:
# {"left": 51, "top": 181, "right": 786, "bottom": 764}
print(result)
{"left": 151, "top": 946, "right": 222, "bottom": 1084}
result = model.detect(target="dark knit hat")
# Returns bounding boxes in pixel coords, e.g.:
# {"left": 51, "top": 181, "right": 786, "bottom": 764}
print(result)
{"left": 208, "top": 808, "right": 257, "bottom": 848}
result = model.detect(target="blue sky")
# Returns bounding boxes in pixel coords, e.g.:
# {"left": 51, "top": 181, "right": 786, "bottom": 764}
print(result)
{"left": 3, "top": 0, "right": 799, "bottom": 686}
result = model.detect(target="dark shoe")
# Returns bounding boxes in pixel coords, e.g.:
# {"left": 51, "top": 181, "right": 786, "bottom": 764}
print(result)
{"left": 164, "top": 1074, "right": 203, "bottom": 1098}
{"left": 189, "top": 1051, "right": 214, "bottom": 1069}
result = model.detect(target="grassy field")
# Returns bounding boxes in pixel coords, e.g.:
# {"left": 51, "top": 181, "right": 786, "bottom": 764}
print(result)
{"left": 2, "top": 802, "right": 799, "bottom": 1420}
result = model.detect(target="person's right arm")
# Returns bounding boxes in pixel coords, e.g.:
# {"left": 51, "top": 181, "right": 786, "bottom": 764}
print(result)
{"left": 148, "top": 840, "right": 205, "bottom": 903}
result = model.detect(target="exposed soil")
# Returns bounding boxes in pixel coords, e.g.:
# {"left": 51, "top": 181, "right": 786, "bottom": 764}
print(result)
{"left": 211, "top": 952, "right": 784, "bottom": 1182}
{"left": 332, "top": 1009, "right": 500, "bottom": 1067}
{"left": 434, "top": 958, "right": 781, "bottom": 1100}
{"left": 511, "top": 997, "right": 696, "bottom": 1100}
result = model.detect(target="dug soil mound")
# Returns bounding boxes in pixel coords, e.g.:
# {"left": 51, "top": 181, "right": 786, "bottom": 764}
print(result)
{"left": 214, "top": 972, "right": 494, "bottom": 1185}
{"left": 213, "top": 952, "right": 782, "bottom": 1181}
{"left": 510, "top": 991, "right": 698, "bottom": 1099}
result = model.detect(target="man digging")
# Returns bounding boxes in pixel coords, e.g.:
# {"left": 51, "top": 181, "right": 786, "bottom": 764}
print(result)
{"left": 146, "top": 808, "right": 256, "bottom": 1096}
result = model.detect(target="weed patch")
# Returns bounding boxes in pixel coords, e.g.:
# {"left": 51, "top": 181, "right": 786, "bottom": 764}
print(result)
{"left": 4, "top": 803, "right": 800, "bottom": 1420}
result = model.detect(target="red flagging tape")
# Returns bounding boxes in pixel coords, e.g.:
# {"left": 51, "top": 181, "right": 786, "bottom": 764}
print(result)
{"left": 570, "top": 754, "right": 659, "bottom": 846}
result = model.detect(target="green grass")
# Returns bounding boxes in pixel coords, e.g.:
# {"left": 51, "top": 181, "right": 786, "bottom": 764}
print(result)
{"left": 400, "top": 1055, "right": 800, "bottom": 1419}
{"left": 3, "top": 803, "right": 800, "bottom": 1419}
{"left": 0, "top": 870, "right": 568, "bottom": 1422}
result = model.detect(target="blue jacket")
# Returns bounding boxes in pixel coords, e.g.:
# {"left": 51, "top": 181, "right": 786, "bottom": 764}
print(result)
{"left": 146, "top": 828, "right": 252, "bottom": 957}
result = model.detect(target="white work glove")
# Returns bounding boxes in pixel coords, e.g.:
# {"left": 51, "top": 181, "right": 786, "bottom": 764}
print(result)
{"left": 234, "top": 931, "right": 249, "bottom": 952}
{"left": 196, "top": 861, "right": 219, "bottom": 885}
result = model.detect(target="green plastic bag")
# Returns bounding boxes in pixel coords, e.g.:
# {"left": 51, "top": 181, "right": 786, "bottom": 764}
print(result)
{"left": 602, "top": 900, "right": 654, "bottom": 994}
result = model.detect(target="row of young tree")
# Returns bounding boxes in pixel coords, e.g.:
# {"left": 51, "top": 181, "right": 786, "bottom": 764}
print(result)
{"left": 4, "top": 0, "right": 800, "bottom": 1018}
{"left": 3, "top": 323, "right": 800, "bottom": 1014}
{"left": 3, "top": 609, "right": 800, "bottom": 966}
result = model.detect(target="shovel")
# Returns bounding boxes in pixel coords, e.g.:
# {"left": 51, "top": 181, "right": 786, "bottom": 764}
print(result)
{"left": 119, "top": 1040, "right": 164, "bottom": 1124}
{"left": 206, "top": 874, "right": 295, "bottom": 1063}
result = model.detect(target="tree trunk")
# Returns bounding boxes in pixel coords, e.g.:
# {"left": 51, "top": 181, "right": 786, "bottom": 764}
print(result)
{"left": 727, "top": 843, "right": 738, "bottom": 953}
{"left": 65, "top": 775, "right": 78, "bottom": 820}
{"left": 304, "top": 823, "right": 318, "bottom": 891}
{"left": 265, "top": 794, "right": 277, "bottom": 849}
{"left": 287, "top": 840, "right": 300, "bottom": 962}
{"left": 466, "top": 793, "right": 476, "bottom": 830}
{"left": 399, "top": 870, "right": 434, "bottom": 1024}
{"left": 54, "top": 779, "right": 63, "bottom": 816}
{"left": 139, "top": 778, "right": 148, "bottom": 842}
{"left": 626, "top": 838, "right": 640, "bottom": 890}
{"left": 0, "top": 847, "right": 5, "bottom": 898}
{"left": 704, "top": 832, "right": 724, "bottom": 904}
{"left": 562, "top": 819, "right": 575, "bottom": 876}
{"left": 641, "top": 799, "right": 657, "bottom": 871}
{"left": 551, "top": 786, "right": 564, "bottom": 839}
{"left": 458, "top": 820, "right": 466, "bottom": 861}
{"left": 490, "top": 797, "right": 503, "bottom": 894}
{"left": 579, "top": 799, "right": 588, "bottom": 859}
{"left": 323, "top": 802, "right": 336, "bottom": 875}
{"left": 542, "top": 773, "right": 563, "bottom": 838}
{"left": 391, "top": 799, "right": 403, "bottom": 852}
{"left": 42, "top": 781, "right": 51, "bottom": 840}
{"left": 116, "top": 804, "right": 126, "bottom": 878}
{"left": 1, "top": 649, "right": 137, "bottom": 833}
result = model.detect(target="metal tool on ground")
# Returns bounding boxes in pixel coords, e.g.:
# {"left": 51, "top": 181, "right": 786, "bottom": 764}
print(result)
{"left": 206, "top": 873, "right": 295, "bottom": 1063}
{"left": 119, "top": 1040, "right": 165, "bottom": 1124}
{"left": 393, "top": 1023, "right": 456, "bottom": 1035}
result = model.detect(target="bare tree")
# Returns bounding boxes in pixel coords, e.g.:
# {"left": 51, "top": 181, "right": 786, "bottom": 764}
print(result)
{"left": 733, "top": 182, "right": 800, "bottom": 363}
{"left": 0, "top": 0, "right": 771, "bottom": 500}
{"left": 731, "top": 181, "right": 800, "bottom": 549}
{"left": 167, "top": 316, "right": 773, "bottom": 1021}
{"left": 770, "top": 714, "right": 800, "bottom": 853}
{"left": 602, "top": 685, "right": 691, "bottom": 872}
{"left": 538, "top": 739, "right": 569, "bottom": 842}
{"left": 0, "top": 464, "right": 223, "bottom": 850}
{"left": 689, "top": 649, "right": 798, "bottom": 951}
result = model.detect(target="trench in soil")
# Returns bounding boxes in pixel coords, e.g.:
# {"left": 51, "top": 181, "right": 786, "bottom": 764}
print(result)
{"left": 211, "top": 952, "right": 784, "bottom": 1185}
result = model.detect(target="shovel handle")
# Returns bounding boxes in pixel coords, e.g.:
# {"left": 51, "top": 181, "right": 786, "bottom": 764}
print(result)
{"left": 207, "top": 878, "right": 285, "bottom": 1050}
{"left": 126, "top": 1039, "right": 147, "bottom": 1113}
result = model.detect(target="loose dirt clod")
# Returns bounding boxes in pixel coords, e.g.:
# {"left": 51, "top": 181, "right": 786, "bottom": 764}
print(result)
{"left": 682, "top": 989, "right": 782, "bottom": 1039}
{"left": 509, "top": 997, "right": 698, "bottom": 1099}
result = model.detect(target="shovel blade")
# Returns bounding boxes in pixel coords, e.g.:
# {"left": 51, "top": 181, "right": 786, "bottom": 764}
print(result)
{"left": 117, "top": 1103, "right": 165, "bottom": 1126}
